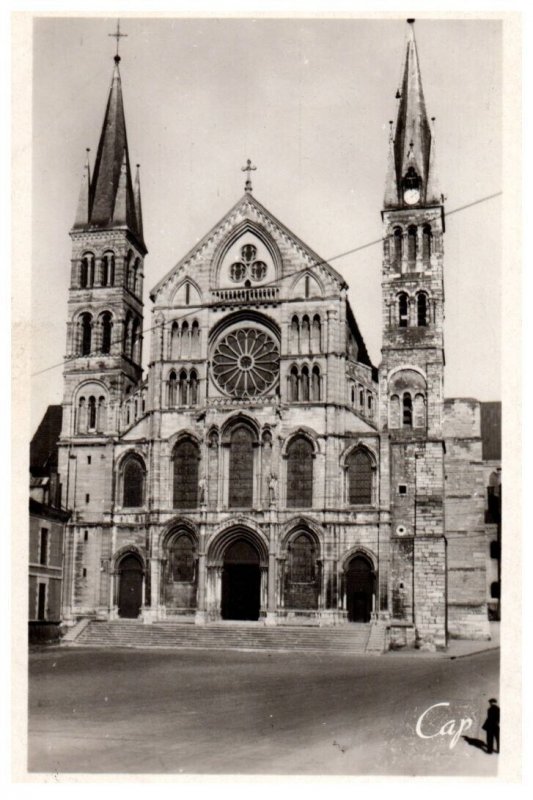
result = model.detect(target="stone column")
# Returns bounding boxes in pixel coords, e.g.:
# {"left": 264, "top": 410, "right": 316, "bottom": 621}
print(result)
{"left": 265, "top": 552, "right": 277, "bottom": 626}
{"left": 195, "top": 553, "right": 207, "bottom": 625}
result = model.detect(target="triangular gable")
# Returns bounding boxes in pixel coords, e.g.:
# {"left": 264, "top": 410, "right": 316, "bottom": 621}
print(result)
{"left": 150, "top": 193, "right": 347, "bottom": 301}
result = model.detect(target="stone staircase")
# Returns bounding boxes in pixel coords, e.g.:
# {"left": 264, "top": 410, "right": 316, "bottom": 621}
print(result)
{"left": 71, "top": 620, "right": 382, "bottom": 654}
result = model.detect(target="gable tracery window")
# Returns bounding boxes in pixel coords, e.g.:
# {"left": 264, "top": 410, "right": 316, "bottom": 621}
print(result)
{"left": 229, "top": 244, "right": 267, "bottom": 283}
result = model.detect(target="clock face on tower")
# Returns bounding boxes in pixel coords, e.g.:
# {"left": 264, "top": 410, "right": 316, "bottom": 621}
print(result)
{"left": 403, "top": 188, "right": 420, "bottom": 205}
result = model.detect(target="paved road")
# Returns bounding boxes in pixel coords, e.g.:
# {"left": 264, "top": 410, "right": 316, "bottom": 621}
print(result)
{"left": 28, "top": 646, "right": 500, "bottom": 776}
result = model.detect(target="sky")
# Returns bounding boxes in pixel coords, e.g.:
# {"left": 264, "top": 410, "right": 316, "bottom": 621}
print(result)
{"left": 30, "top": 16, "right": 502, "bottom": 432}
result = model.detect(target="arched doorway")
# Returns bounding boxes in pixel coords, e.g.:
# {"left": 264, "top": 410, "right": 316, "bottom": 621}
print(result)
{"left": 117, "top": 553, "right": 143, "bottom": 619}
{"left": 346, "top": 555, "right": 375, "bottom": 623}
{"left": 221, "top": 539, "right": 260, "bottom": 620}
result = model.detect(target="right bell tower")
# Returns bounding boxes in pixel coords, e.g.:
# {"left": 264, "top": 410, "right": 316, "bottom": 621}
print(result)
{"left": 379, "top": 20, "right": 447, "bottom": 650}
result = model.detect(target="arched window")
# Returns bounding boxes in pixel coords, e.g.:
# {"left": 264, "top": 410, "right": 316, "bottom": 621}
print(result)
{"left": 311, "top": 315, "right": 321, "bottom": 352}
{"left": 290, "top": 316, "right": 299, "bottom": 354}
{"left": 301, "top": 316, "right": 311, "bottom": 353}
{"left": 422, "top": 224, "right": 432, "bottom": 261}
{"left": 171, "top": 321, "right": 180, "bottom": 359}
{"left": 359, "top": 386, "right": 364, "bottom": 408}
{"left": 286, "top": 436, "right": 313, "bottom": 508}
{"left": 417, "top": 293, "right": 428, "bottom": 326}
{"left": 367, "top": 392, "right": 373, "bottom": 418}
{"left": 304, "top": 275, "right": 310, "bottom": 299}
{"left": 79, "top": 256, "right": 88, "bottom": 288}
{"left": 77, "top": 397, "right": 86, "bottom": 432}
{"left": 393, "top": 227, "right": 403, "bottom": 266}
{"left": 80, "top": 313, "right": 92, "bottom": 355}
{"left": 413, "top": 393, "right": 426, "bottom": 428}
{"left": 131, "top": 318, "right": 141, "bottom": 362}
{"left": 407, "top": 225, "right": 417, "bottom": 266}
{"left": 168, "top": 370, "right": 177, "bottom": 406}
{"left": 398, "top": 293, "right": 409, "bottom": 327}
{"left": 122, "top": 457, "right": 145, "bottom": 508}
{"left": 101, "top": 251, "right": 115, "bottom": 287}
{"left": 133, "top": 258, "right": 141, "bottom": 295}
{"left": 403, "top": 393, "right": 413, "bottom": 428}
{"left": 80, "top": 253, "right": 95, "bottom": 287}
{"left": 289, "top": 533, "right": 315, "bottom": 582}
{"left": 289, "top": 366, "right": 299, "bottom": 402}
{"left": 301, "top": 366, "right": 310, "bottom": 401}
{"left": 229, "top": 426, "right": 254, "bottom": 507}
{"left": 88, "top": 396, "right": 97, "bottom": 430}
{"left": 123, "top": 312, "right": 132, "bottom": 357}
{"left": 189, "top": 370, "right": 199, "bottom": 406}
{"left": 170, "top": 534, "right": 195, "bottom": 582}
{"left": 97, "top": 396, "right": 106, "bottom": 432}
{"left": 390, "top": 394, "right": 400, "bottom": 428}
{"left": 101, "top": 312, "right": 113, "bottom": 354}
{"left": 126, "top": 251, "right": 134, "bottom": 290}
{"left": 173, "top": 439, "right": 200, "bottom": 508}
{"left": 179, "top": 369, "right": 188, "bottom": 405}
{"left": 185, "top": 283, "right": 191, "bottom": 305}
{"left": 311, "top": 365, "right": 321, "bottom": 401}
{"left": 191, "top": 320, "right": 200, "bottom": 358}
{"left": 347, "top": 448, "right": 373, "bottom": 505}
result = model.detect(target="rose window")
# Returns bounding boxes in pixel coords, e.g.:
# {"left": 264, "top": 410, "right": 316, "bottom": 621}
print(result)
{"left": 212, "top": 328, "right": 279, "bottom": 398}
{"left": 229, "top": 244, "right": 267, "bottom": 283}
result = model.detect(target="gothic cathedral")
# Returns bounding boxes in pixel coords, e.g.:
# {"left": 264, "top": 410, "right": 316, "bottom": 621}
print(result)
{"left": 57, "top": 22, "right": 491, "bottom": 650}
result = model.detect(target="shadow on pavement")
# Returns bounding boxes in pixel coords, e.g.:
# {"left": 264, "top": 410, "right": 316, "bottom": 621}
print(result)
{"left": 463, "top": 736, "right": 488, "bottom": 753}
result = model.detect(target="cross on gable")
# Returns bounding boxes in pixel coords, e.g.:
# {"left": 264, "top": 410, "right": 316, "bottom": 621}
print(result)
{"left": 241, "top": 159, "right": 257, "bottom": 193}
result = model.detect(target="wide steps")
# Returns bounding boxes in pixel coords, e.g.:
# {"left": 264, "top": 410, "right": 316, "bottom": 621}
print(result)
{"left": 74, "top": 621, "right": 373, "bottom": 654}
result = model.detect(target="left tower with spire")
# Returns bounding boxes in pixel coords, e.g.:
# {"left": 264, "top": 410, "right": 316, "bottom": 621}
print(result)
{"left": 62, "top": 40, "right": 146, "bottom": 430}
{"left": 59, "top": 36, "right": 147, "bottom": 620}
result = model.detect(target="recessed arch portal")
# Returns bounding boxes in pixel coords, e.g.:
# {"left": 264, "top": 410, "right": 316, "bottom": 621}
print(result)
{"left": 345, "top": 553, "right": 376, "bottom": 623}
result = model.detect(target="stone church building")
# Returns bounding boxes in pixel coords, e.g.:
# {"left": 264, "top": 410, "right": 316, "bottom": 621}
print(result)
{"left": 56, "top": 21, "right": 493, "bottom": 650}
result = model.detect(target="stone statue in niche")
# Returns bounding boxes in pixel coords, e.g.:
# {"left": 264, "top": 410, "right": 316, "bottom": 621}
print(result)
{"left": 198, "top": 475, "right": 207, "bottom": 506}
{"left": 262, "top": 429, "right": 272, "bottom": 448}
{"left": 268, "top": 473, "right": 278, "bottom": 506}
{"left": 207, "top": 429, "right": 219, "bottom": 448}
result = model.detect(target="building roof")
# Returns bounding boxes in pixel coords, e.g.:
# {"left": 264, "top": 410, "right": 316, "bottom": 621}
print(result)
{"left": 30, "top": 405, "right": 62, "bottom": 477}
{"left": 480, "top": 402, "right": 501, "bottom": 461}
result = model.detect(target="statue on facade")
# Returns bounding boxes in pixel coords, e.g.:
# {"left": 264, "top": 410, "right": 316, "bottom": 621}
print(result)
{"left": 268, "top": 473, "right": 278, "bottom": 506}
{"left": 198, "top": 475, "right": 207, "bottom": 506}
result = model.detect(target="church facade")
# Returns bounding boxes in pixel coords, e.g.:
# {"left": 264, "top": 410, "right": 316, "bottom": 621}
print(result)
{"left": 57, "top": 22, "right": 491, "bottom": 650}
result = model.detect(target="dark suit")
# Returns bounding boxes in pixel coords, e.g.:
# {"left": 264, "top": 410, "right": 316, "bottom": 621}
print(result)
{"left": 482, "top": 704, "right": 500, "bottom": 753}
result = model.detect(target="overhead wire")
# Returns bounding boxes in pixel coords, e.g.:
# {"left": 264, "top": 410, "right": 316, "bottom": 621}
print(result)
{"left": 30, "top": 189, "right": 502, "bottom": 378}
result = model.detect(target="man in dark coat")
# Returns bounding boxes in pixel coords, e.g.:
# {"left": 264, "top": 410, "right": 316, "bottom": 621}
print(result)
{"left": 482, "top": 698, "right": 500, "bottom": 754}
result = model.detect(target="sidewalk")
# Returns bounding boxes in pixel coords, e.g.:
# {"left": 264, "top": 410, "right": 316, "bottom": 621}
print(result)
{"left": 386, "top": 621, "right": 500, "bottom": 659}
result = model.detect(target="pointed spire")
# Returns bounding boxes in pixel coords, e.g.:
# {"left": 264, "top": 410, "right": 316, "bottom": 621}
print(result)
{"left": 112, "top": 149, "right": 128, "bottom": 225}
{"left": 80, "top": 55, "right": 144, "bottom": 245}
{"left": 385, "top": 20, "right": 438, "bottom": 208}
{"left": 73, "top": 149, "right": 91, "bottom": 229}
{"left": 384, "top": 122, "right": 399, "bottom": 207}
{"left": 425, "top": 117, "right": 441, "bottom": 205}
{"left": 133, "top": 164, "right": 144, "bottom": 240}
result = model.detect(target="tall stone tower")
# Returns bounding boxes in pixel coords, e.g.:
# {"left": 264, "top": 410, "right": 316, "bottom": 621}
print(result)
{"left": 58, "top": 52, "right": 147, "bottom": 621}
{"left": 379, "top": 20, "right": 446, "bottom": 649}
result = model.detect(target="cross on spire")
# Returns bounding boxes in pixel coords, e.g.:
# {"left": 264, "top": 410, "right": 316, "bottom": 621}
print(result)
{"left": 241, "top": 159, "right": 257, "bottom": 193}
{"left": 109, "top": 19, "right": 127, "bottom": 63}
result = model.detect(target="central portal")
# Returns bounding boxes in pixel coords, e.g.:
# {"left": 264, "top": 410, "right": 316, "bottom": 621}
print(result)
{"left": 221, "top": 539, "right": 260, "bottom": 621}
